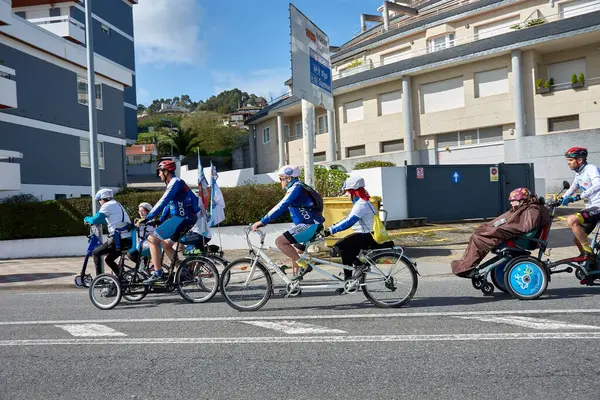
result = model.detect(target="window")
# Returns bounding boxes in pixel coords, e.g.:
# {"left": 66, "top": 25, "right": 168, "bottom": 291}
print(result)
{"left": 290, "top": 122, "right": 303, "bottom": 140}
{"left": 346, "top": 145, "right": 366, "bottom": 158}
{"left": 344, "top": 100, "right": 364, "bottom": 123}
{"left": 283, "top": 124, "right": 290, "bottom": 140}
{"left": 379, "top": 90, "right": 402, "bottom": 115}
{"left": 262, "top": 126, "right": 271, "bottom": 144}
{"left": 474, "top": 16, "right": 520, "bottom": 40}
{"left": 437, "top": 126, "right": 503, "bottom": 149}
{"left": 381, "top": 139, "right": 404, "bottom": 153}
{"left": 317, "top": 115, "right": 328, "bottom": 134}
{"left": 80, "top": 137, "right": 105, "bottom": 169}
{"left": 101, "top": 24, "right": 110, "bottom": 35}
{"left": 314, "top": 151, "right": 327, "bottom": 162}
{"left": 55, "top": 194, "right": 67, "bottom": 200}
{"left": 421, "top": 77, "right": 464, "bottom": 113}
{"left": 560, "top": 0, "right": 600, "bottom": 19}
{"left": 77, "top": 77, "right": 103, "bottom": 110}
{"left": 81, "top": 194, "right": 91, "bottom": 198}
{"left": 381, "top": 47, "right": 411, "bottom": 65}
{"left": 49, "top": 7, "right": 61, "bottom": 20}
{"left": 548, "top": 115, "right": 579, "bottom": 132}
{"left": 15, "top": 11, "right": 26, "bottom": 19}
{"left": 427, "top": 33, "right": 455, "bottom": 53}
{"left": 474, "top": 68, "right": 509, "bottom": 98}
{"left": 547, "top": 58, "right": 586, "bottom": 89}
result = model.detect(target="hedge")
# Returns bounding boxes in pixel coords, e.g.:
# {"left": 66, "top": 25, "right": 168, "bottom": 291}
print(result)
{"left": 0, "top": 183, "right": 292, "bottom": 240}
{"left": 354, "top": 161, "right": 396, "bottom": 169}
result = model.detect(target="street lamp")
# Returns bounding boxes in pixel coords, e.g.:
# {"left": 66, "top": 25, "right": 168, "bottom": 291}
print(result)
{"left": 161, "top": 118, "right": 174, "bottom": 158}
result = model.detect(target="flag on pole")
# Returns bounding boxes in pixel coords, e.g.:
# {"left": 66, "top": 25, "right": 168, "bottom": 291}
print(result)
{"left": 209, "top": 162, "right": 225, "bottom": 227}
{"left": 197, "top": 149, "right": 210, "bottom": 211}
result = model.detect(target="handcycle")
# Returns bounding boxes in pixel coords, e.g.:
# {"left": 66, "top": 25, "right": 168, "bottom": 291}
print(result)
{"left": 74, "top": 224, "right": 103, "bottom": 288}
{"left": 88, "top": 221, "right": 220, "bottom": 310}
{"left": 219, "top": 225, "right": 419, "bottom": 311}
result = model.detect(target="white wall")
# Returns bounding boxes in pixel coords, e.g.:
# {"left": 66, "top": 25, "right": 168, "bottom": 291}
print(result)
{"left": 0, "top": 184, "right": 119, "bottom": 201}
{"left": 349, "top": 166, "right": 408, "bottom": 220}
{"left": 437, "top": 143, "right": 504, "bottom": 165}
{"left": 180, "top": 166, "right": 278, "bottom": 187}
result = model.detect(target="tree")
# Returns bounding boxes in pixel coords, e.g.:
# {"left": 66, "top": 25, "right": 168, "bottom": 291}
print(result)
{"left": 137, "top": 104, "right": 146, "bottom": 113}
{"left": 169, "top": 128, "right": 201, "bottom": 157}
{"left": 180, "top": 111, "right": 246, "bottom": 153}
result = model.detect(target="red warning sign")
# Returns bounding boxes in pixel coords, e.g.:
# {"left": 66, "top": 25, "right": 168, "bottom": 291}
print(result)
{"left": 490, "top": 167, "right": 499, "bottom": 182}
{"left": 417, "top": 167, "right": 424, "bottom": 179}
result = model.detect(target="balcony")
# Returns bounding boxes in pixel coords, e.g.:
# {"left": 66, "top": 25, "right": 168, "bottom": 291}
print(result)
{"left": 0, "top": 65, "right": 17, "bottom": 109}
{"left": 28, "top": 15, "right": 85, "bottom": 45}
{"left": 0, "top": 150, "right": 22, "bottom": 192}
{"left": 0, "top": 0, "right": 11, "bottom": 26}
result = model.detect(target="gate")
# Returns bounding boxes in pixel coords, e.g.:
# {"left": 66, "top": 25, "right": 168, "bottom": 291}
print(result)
{"left": 406, "top": 163, "right": 535, "bottom": 222}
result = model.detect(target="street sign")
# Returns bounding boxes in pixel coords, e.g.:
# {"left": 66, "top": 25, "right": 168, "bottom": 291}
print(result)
{"left": 452, "top": 171, "right": 461, "bottom": 183}
{"left": 416, "top": 167, "right": 424, "bottom": 179}
{"left": 289, "top": 4, "right": 334, "bottom": 112}
{"left": 490, "top": 167, "right": 499, "bottom": 182}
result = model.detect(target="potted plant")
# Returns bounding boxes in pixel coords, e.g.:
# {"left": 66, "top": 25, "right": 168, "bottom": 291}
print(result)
{"left": 536, "top": 78, "right": 550, "bottom": 94}
{"left": 510, "top": 23, "right": 522, "bottom": 30}
{"left": 526, "top": 18, "right": 545, "bottom": 27}
{"left": 570, "top": 73, "right": 583, "bottom": 89}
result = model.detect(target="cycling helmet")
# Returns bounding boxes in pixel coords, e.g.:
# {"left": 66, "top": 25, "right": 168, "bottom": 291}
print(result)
{"left": 508, "top": 187, "right": 532, "bottom": 202}
{"left": 138, "top": 202, "right": 153, "bottom": 212}
{"left": 156, "top": 159, "right": 176, "bottom": 176}
{"left": 277, "top": 164, "right": 301, "bottom": 178}
{"left": 94, "top": 188, "right": 113, "bottom": 201}
{"left": 342, "top": 176, "right": 365, "bottom": 191}
{"left": 565, "top": 147, "right": 588, "bottom": 159}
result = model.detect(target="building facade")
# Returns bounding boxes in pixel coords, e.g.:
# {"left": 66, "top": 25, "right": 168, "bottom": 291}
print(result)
{"left": 246, "top": 0, "right": 600, "bottom": 194}
{"left": 0, "top": 0, "right": 137, "bottom": 200}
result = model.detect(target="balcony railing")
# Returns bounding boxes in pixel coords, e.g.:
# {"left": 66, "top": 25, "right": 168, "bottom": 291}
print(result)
{"left": 333, "top": 3, "right": 600, "bottom": 81}
{"left": 27, "top": 15, "right": 86, "bottom": 44}
{"left": 0, "top": 65, "right": 17, "bottom": 109}
{"left": 0, "top": 150, "right": 23, "bottom": 192}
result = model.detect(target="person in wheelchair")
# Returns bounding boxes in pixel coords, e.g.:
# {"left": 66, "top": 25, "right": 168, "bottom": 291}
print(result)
{"left": 451, "top": 188, "right": 550, "bottom": 278}
{"left": 323, "top": 176, "right": 393, "bottom": 286}
{"left": 83, "top": 188, "right": 133, "bottom": 276}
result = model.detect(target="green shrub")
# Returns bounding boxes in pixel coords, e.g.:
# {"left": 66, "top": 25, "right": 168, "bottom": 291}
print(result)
{"left": 578, "top": 73, "right": 585, "bottom": 84}
{"left": 301, "top": 166, "right": 349, "bottom": 197}
{"left": 0, "top": 202, "right": 86, "bottom": 240}
{"left": 535, "top": 78, "right": 543, "bottom": 88}
{"left": 353, "top": 161, "right": 397, "bottom": 170}
{"left": 0, "top": 194, "right": 39, "bottom": 204}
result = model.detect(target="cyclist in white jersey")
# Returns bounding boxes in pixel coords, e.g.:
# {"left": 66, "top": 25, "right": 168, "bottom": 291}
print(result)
{"left": 562, "top": 147, "right": 600, "bottom": 277}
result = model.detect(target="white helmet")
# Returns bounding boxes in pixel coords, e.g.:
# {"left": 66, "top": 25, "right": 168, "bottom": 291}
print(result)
{"left": 94, "top": 188, "right": 113, "bottom": 201}
{"left": 278, "top": 164, "right": 301, "bottom": 178}
{"left": 342, "top": 176, "right": 365, "bottom": 191}
{"left": 138, "top": 202, "right": 153, "bottom": 212}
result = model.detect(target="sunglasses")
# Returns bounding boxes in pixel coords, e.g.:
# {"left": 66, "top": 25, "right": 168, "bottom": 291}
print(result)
{"left": 279, "top": 177, "right": 287, "bottom": 182}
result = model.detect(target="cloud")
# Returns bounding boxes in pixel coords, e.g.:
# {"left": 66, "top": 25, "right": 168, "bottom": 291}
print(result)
{"left": 212, "top": 68, "right": 291, "bottom": 100}
{"left": 133, "top": 0, "right": 205, "bottom": 66}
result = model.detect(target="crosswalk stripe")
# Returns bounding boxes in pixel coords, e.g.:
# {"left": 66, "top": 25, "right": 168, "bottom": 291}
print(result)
{"left": 55, "top": 324, "right": 127, "bottom": 337}
{"left": 456, "top": 316, "right": 600, "bottom": 330}
{"left": 240, "top": 320, "right": 346, "bottom": 334}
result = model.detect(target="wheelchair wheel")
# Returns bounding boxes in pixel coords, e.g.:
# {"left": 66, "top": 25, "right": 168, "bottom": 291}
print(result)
{"left": 490, "top": 265, "right": 508, "bottom": 293}
{"left": 504, "top": 256, "right": 548, "bottom": 300}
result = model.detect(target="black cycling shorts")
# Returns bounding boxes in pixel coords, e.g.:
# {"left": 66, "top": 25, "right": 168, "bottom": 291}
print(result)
{"left": 576, "top": 206, "right": 600, "bottom": 234}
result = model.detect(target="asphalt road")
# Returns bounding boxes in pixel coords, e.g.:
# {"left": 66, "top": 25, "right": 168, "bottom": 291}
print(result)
{"left": 2, "top": 274, "right": 600, "bottom": 400}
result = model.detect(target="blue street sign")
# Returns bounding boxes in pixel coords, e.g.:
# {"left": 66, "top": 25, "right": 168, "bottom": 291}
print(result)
{"left": 452, "top": 171, "right": 461, "bottom": 183}
{"left": 309, "top": 48, "right": 332, "bottom": 94}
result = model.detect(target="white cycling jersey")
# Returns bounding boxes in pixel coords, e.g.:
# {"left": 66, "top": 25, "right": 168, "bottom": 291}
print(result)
{"left": 564, "top": 163, "right": 600, "bottom": 208}
{"left": 329, "top": 198, "right": 376, "bottom": 234}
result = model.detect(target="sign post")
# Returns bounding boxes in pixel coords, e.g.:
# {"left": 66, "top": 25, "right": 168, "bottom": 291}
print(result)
{"left": 289, "top": 4, "right": 333, "bottom": 187}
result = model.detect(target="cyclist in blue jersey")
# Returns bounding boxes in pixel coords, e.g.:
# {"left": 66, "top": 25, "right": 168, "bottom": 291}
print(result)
{"left": 251, "top": 165, "right": 325, "bottom": 280}
{"left": 138, "top": 159, "right": 200, "bottom": 284}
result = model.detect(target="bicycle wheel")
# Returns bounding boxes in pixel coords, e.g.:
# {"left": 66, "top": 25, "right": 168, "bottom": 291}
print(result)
{"left": 220, "top": 257, "right": 272, "bottom": 311}
{"left": 362, "top": 251, "right": 418, "bottom": 308}
{"left": 176, "top": 256, "right": 220, "bottom": 303}
{"left": 122, "top": 270, "right": 149, "bottom": 302}
{"left": 89, "top": 273, "right": 122, "bottom": 310}
{"left": 490, "top": 265, "right": 508, "bottom": 293}
{"left": 504, "top": 256, "right": 548, "bottom": 300}
{"left": 208, "top": 255, "right": 230, "bottom": 289}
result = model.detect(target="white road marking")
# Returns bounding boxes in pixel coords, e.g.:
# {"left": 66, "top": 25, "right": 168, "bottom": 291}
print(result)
{"left": 457, "top": 316, "right": 600, "bottom": 330}
{"left": 55, "top": 324, "right": 127, "bottom": 337}
{"left": 2, "top": 332, "right": 600, "bottom": 346}
{"left": 240, "top": 320, "right": 346, "bottom": 334}
{"left": 2, "top": 309, "right": 600, "bottom": 326}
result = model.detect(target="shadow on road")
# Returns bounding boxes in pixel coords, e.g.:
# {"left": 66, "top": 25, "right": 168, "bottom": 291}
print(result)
{"left": 0, "top": 273, "right": 73, "bottom": 284}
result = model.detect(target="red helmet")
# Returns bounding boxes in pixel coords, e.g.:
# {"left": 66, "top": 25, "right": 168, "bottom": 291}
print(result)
{"left": 156, "top": 159, "right": 176, "bottom": 176}
{"left": 509, "top": 187, "right": 532, "bottom": 202}
{"left": 565, "top": 147, "right": 588, "bottom": 159}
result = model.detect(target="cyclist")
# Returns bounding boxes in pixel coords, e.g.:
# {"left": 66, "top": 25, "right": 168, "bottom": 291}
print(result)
{"left": 251, "top": 165, "right": 325, "bottom": 280}
{"left": 323, "top": 176, "right": 380, "bottom": 286}
{"left": 83, "top": 188, "right": 132, "bottom": 276}
{"left": 561, "top": 147, "right": 600, "bottom": 280}
{"left": 138, "top": 159, "right": 200, "bottom": 284}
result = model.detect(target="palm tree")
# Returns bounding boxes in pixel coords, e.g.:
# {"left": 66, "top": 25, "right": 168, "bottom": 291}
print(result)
{"left": 168, "top": 128, "right": 200, "bottom": 157}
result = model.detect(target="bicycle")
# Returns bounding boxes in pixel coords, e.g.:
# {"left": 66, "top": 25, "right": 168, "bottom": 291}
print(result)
{"left": 88, "top": 222, "right": 220, "bottom": 310}
{"left": 74, "top": 224, "right": 103, "bottom": 288}
{"left": 219, "top": 226, "right": 419, "bottom": 311}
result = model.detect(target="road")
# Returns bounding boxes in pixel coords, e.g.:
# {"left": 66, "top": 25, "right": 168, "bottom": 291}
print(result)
{"left": 1, "top": 274, "right": 600, "bottom": 400}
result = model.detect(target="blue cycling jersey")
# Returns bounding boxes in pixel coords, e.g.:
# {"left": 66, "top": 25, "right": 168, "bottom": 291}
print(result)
{"left": 147, "top": 176, "right": 200, "bottom": 221}
{"left": 261, "top": 178, "right": 325, "bottom": 226}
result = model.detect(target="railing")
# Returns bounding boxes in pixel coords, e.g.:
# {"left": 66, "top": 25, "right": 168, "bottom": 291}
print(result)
{"left": 266, "top": 92, "right": 292, "bottom": 107}
{"left": 27, "top": 15, "right": 85, "bottom": 30}
{"left": 0, "top": 64, "right": 15, "bottom": 79}
{"left": 541, "top": 76, "right": 600, "bottom": 92}
{"left": 333, "top": 2, "right": 600, "bottom": 81}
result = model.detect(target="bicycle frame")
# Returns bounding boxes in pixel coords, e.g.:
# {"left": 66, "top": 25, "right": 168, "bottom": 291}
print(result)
{"left": 75, "top": 224, "right": 103, "bottom": 287}
{"left": 243, "top": 226, "right": 408, "bottom": 293}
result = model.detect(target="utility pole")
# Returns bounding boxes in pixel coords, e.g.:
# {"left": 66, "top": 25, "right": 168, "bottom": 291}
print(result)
{"left": 85, "top": 0, "right": 100, "bottom": 214}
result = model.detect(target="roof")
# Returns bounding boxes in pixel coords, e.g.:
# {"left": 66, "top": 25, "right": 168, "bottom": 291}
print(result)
{"left": 126, "top": 144, "right": 155, "bottom": 156}
{"left": 245, "top": 95, "right": 300, "bottom": 124}
{"left": 334, "top": 11, "right": 600, "bottom": 90}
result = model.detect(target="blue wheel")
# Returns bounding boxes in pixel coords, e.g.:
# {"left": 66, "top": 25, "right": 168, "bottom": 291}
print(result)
{"left": 490, "top": 265, "right": 508, "bottom": 293}
{"left": 504, "top": 257, "right": 548, "bottom": 300}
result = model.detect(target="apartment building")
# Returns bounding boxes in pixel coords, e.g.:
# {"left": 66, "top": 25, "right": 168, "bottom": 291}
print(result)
{"left": 0, "top": 0, "right": 137, "bottom": 200}
{"left": 246, "top": 0, "right": 600, "bottom": 193}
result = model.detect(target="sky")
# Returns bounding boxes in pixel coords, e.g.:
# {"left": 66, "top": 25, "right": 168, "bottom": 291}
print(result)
{"left": 132, "top": 0, "right": 384, "bottom": 106}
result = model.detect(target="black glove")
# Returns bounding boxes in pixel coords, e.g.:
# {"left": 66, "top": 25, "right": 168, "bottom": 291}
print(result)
{"left": 323, "top": 228, "right": 332, "bottom": 237}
